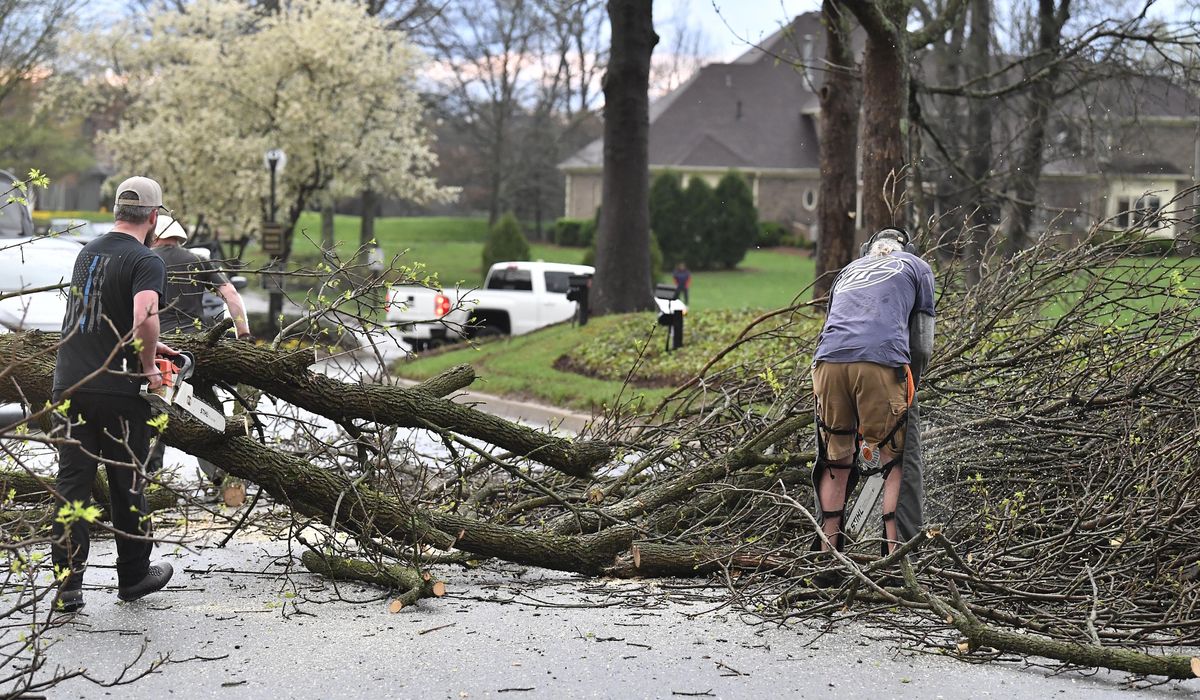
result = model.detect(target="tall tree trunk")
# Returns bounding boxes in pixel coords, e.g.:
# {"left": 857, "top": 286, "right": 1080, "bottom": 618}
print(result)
{"left": 814, "top": 0, "right": 861, "bottom": 301}
{"left": 850, "top": 1, "right": 909, "bottom": 234}
{"left": 592, "top": 0, "right": 658, "bottom": 315}
{"left": 1000, "top": 0, "right": 1069, "bottom": 257}
{"left": 964, "top": 0, "right": 995, "bottom": 285}
{"left": 360, "top": 188, "right": 378, "bottom": 251}
{"left": 321, "top": 193, "right": 335, "bottom": 252}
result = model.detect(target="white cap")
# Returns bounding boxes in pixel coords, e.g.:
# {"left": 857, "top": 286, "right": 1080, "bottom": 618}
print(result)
{"left": 155, "top": 214, "right": 188, "bottom": 241}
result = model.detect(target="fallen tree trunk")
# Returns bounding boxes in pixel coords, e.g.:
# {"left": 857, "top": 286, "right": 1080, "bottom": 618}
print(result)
{"left": 0, "top": 468, "right": 177, "bottom": 514}
{"left": 0, "top": 332, "right": 609, "bottom": 478}
{"left": 181, "top": 337, "right": 607, "bottom": 477}
{"left": 300, "top": 550, "right": 446, "bottom": 608}
{"left": 0, "top": 335, "right": 634, "bottom": 573}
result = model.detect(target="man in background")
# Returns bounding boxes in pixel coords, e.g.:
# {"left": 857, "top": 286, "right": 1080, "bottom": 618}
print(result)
{"left": 147, "top": 215, "right": 250, "bottom": 493}
{"left": 152, "top": 215, "right": 250, "bottom": 339}
{"left": 672, "top": 262, "right": 692, "bottom": 304}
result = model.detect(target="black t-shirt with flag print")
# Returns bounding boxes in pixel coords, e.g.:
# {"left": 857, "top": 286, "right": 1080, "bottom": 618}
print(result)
{"left": 53, "top": 231, "right": 165, "bottom": 397}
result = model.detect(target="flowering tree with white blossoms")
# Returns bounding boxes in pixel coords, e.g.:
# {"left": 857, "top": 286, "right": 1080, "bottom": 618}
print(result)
{"left": 45, "top": 0, "right": 453, "bottom": 259}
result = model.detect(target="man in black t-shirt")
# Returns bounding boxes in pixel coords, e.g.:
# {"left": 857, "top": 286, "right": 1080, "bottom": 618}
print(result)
{"left": 50, "top": 176, "right": 179, "bottom": 613}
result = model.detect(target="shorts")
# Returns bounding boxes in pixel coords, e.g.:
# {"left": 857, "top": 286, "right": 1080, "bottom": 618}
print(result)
{"left": 812, "top": 361, "right": 912, "bottom": 461}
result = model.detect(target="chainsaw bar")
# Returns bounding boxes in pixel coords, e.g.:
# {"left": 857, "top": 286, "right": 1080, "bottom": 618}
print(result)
{"left": 141, "top": 351, "right": 226, "bottom": 432}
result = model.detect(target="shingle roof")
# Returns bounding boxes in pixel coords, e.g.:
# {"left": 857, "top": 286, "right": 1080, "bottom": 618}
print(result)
{"left": 561, "top": 13, "right": 825, "bottom": 172}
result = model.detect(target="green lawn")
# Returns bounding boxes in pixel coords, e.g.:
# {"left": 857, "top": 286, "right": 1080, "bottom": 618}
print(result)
{"left": 32, "top": 210, "right": 113, "bottom": 224}
{"left": 685, "top": 249, "right": 814, "bottom": 311}
{"left": 267, "top": 214, "right": 816, "bottom": 306}
{"left": 279, "top": 214, "right": 596, "bottom": 287}
{"left": 395, "top": 319, "right": 675, "bottom": 413}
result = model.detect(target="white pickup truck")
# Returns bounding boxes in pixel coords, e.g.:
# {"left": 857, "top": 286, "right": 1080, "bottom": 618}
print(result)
{"left": 386, "top": 261, "right": 684, "bottom": 350}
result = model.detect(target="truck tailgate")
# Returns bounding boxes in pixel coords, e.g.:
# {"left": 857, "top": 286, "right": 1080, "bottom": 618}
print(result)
{"left": 386, "top": 285, "right": 446, "bottom": 324}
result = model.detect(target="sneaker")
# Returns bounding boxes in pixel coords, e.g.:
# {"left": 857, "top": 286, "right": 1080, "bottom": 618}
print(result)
{"left": 54, "top": 587, "right": 85, "bottom": 613}
{"left": 118, "top": 562, "right": 174, "bottom": 602}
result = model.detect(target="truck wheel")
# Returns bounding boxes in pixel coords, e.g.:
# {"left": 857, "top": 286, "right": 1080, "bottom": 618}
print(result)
{"left": 472, "top": 324, "right": 504, "bottom": 339}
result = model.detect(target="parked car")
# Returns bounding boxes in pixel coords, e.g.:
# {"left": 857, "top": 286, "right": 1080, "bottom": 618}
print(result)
{"left": 386, "top": 261, "right": 686, "bottom": 350}
{"left": 0, "top": 169, "right": 35, "bottom": 238}
{"left": 0, "top": 236, "right": 78, "bottom": 333}
{"left": 46, "top": 218, "right": 102, "bottom": 243}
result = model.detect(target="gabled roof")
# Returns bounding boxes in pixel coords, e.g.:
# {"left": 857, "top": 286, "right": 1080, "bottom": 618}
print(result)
{"left": 561, "top": 13, "right": 825, "bottom": 173}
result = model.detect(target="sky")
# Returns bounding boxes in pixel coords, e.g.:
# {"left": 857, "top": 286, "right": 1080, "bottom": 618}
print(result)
{"left": 656, "top": 0, "right": 1195, "bottom": 65}
{"left": 655, "top": 0, "right": 820, "bottom": 62}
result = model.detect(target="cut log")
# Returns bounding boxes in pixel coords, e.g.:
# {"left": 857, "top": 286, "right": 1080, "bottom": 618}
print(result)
{"left": 300, "top": 550, "right": 443, "bottom": 593}
{"left": 300, "top": 550, "right": 446, "bottom": 610}
{"left": 611, "top": 541, "right": 797, "bottom": 578}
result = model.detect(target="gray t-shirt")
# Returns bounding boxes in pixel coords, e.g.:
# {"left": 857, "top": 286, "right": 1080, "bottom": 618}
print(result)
{"left": 814, "top": 251, "right": 936, "bottom": 367}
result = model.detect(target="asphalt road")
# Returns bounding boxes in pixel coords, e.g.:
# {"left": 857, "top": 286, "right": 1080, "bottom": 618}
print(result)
{"left": 5, "top": 311, "right": 1197, "bottom": 698}
{"left": 10, "top": 525, "right": 1198, "bottom": 700}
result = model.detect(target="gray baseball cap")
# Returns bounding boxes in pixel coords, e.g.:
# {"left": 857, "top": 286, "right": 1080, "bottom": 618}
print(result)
{"left": 113, "top": 176, "right": 165, "bottom": 209}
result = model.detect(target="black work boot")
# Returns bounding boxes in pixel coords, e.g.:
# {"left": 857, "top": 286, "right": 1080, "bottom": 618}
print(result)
{"left": 54, "top": 586, "right": 85, "bottom": 613}
{"left": 118, "top": 562, "right": 174, "bottom": 602}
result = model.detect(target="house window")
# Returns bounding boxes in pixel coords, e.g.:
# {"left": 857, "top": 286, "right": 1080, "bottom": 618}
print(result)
{"left": 802, "top": 188, "right": 817, "bottom": 211}
{"left": 1115, "top": 194, "right": 1162, "bottom": 230}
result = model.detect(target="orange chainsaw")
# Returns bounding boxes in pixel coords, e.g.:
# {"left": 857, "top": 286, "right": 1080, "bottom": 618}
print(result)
{"left": 140, "top": 351, "right": 225, "bottom": 432}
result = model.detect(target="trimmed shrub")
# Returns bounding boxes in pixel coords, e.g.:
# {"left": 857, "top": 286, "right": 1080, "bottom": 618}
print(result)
{"left": 579, "top": 217, "right": 597, "bottom": 248}
{"left": 649, "top": 171, "right": 686, "bottom": 265}
{"left": 757, "top": 221, "right": 787, "bottom": 247}
{"left": 711, "top": 171, "right": 758, "bottom": 269}
{"left": 482, "top": 212, "right": 531, "bottom": 273}
{"left": 681, "top": 176, "right": 717, "bottom": 269}
{"left": 553, "top": 218, "right": 591, "bottom": 247}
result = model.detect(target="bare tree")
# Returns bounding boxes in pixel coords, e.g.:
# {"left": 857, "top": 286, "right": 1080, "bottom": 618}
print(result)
{"left": 996, "top": 0, "right": 1070, "bottom": 256}
{"left": 962, "top": 0, "right": 996, "bottom": 284}
{"left": 425, "top": 0, "right": 545, "bottom": 224}
{"left": 0, "top": 0, "right": 79, "bottom": 109}
{"left": 648, "top": 0, "right": 712, "bottom": 95}
{"left": 591, "top": 0, "right": 658, "bottom": 315}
